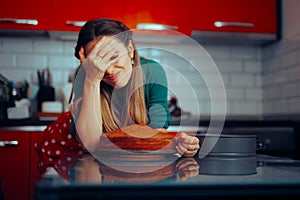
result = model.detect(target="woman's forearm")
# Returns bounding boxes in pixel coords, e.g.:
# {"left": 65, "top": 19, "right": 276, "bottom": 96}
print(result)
{"left": 76, "top": 79, "right": 102, "bottom": 152}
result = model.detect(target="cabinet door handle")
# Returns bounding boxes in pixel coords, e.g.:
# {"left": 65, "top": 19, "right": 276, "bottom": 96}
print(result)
{"left": 66, "top": 21, "right": 86, "bottom": 27}
{"left": 0, "top": 18, "right": 38, "bottom": 25}
{"left": 0, "top": 141, "right": 19, "bottom": 147}
{"left": 136, "top": 23, "right": 178, "bottom": 30}
{"left": 214, "top": 21, "right": 254, "bottom": 28}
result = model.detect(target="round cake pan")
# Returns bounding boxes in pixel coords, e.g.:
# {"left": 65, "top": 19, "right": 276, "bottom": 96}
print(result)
{"left": 198, "top": 156, "right": 257, "bottom": 175}
{"left": 197, "top": 134, "right": 257, "bottom": 157}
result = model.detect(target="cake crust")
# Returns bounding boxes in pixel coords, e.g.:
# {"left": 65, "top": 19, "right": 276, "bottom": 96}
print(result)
{"left": 98, "top": 124, "right": 176, "bottom": 151}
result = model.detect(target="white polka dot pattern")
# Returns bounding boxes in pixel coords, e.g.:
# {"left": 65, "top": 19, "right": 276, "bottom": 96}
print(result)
{"left": 34, "top": 111, "right": 84, "bottom": 177}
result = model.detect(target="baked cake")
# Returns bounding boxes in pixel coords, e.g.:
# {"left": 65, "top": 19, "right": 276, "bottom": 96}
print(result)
{"left": 97, "top": 124, "right": 176, "bottom": 151}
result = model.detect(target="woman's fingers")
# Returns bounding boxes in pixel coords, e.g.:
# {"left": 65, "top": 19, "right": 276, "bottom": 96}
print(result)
{"left": 93, "top": 36, "right": 123, "bottom": 61}
{"left": 176, "top": 143, "right": 197, "bottom": 157}
{"left": 88, "top": 36, "right": 107, "bottom": 58}
{"left": 175, "top": 132, "right": 200, "bottom": 157}
{"left": 177, "top": 132, "right": 198, "bottom": 143}
{"left": 176, "top": 158, "right": 199, "bottom": 180}
{"left": 83, "top": 37, "right": 121, "bottom": 81}
{"left": 176, "top": 133, "right": 199, "bottom": 147}
{"left": 82, "top": 35, "right": 131, "bottom": 84}
{"left": 175, "top": 157, "right": 198, "bottom": 169}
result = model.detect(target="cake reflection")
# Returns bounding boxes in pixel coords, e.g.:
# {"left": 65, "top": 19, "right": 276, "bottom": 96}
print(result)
{"left": 50, "top": 153, "right": 199, "bottom": 184}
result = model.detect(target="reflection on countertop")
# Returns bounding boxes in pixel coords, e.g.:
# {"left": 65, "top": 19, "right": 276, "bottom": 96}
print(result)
{"left": 44, "top": 152, "right": 200, "bottom": 184}
{"left": 35, "top": 152, "right": 300, "bottom": 199}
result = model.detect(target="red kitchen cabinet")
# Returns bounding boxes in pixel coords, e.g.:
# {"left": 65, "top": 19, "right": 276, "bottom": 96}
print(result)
{"left": 122, "top": 0, "right": 191, "bottom": 35}
{"left": 29, "top": 131, "right": 44, "bottom": 200}
{"left": 44, "top": 0, "right": 124, "bottom": 32}
{"left": 0, "top": 0, "right": 124, "bottom": 32}
{"left": 0, "top": 131, "right": 31, "bottom": 200}
{"left": 0, "top": 0, "right": 51, "bottom": 31}
{"left": 189, "top": 0, "right": 277, "bottom": 34}
{"left": 123, "top": 0, "right": 278, "bottom": 36}
{"left": 1, "top": 0, "right": 279, "bottom": 37}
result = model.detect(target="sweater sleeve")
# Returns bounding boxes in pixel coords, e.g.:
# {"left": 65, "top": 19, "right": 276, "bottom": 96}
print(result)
{"left": 141, "top": 58, "right": 171, "bottom": 129}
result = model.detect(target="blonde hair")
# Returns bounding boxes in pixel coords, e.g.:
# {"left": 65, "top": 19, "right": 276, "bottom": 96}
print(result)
{"left": 101, "top": 44, "right": 148, "bottom": 131}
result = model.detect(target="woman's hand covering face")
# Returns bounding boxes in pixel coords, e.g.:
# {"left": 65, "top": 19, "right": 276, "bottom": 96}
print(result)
{"left": 81, "top": 36, "right": 128, "bottom": 85}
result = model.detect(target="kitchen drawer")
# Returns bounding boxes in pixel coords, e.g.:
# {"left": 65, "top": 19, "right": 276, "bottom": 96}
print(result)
{"left": 0, "top": 131, "right": 31, "bottom": 200}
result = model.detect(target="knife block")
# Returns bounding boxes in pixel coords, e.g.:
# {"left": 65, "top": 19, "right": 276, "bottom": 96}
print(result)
{"left": 37, "top": 86, "right": 55, "bottom": 111}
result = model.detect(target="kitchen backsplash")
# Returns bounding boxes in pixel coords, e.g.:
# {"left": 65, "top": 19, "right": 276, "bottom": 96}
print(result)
{"left": 262, "top": 38, "right": 300, "bottom": 115}
{"left": 0, "top": 33, "right": 299, "bottom": 117}
{"left": 136, "top": 39, "right": 261, "bottom": 117}
{"left": 0, "top": 34, "right": 261, "bottom": 117}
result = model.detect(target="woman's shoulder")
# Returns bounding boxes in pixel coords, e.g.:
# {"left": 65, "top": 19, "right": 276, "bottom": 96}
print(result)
{"left": 140, "top": 56, "right": 165, "bottom": 76}
{"left": 140, "top": 56, "right": 160, "bottom": 65}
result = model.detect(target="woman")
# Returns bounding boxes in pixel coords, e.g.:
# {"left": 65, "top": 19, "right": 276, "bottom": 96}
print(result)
{"left": 36, "top": 18, "right": 199, "bottom": 173}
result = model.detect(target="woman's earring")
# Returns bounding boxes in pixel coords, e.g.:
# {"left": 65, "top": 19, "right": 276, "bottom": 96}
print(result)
{"left": 131, "top": 58, "right": 134, "bottom": 65}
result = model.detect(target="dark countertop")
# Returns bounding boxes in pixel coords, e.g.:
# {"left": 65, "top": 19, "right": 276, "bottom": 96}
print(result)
{"left": 0, "top": 115, "right": 298, "bottom": 133}
{"left": 0, "top": 118, "right": 53, "bottom": 127}
{"left": 35, "top": 153, "right": 300, "bottom": 199}
{"left": 0, "top": 118, "right": 52, "bottom": 131}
